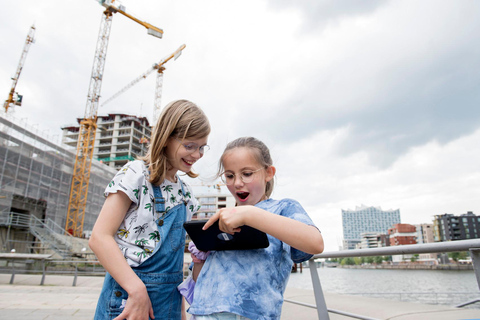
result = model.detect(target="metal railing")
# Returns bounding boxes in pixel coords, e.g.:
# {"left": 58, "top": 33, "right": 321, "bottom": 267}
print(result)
{"left": 29, "top": 215, "right": 74, "bottom": 258}
{"left": 285, "top": 239, "right": 480, "bottom": 320}
{"left": 41, "top": 260, "right": 105, "bottom": 286}
{"left": 0, "top": 256, "right": 105, "bottom": 287}
{"left": 0, "top": 212, "right": 85, "bottom": 258}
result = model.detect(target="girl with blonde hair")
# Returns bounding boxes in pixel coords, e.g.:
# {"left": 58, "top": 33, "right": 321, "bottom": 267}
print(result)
{"left": 90, "top": 99, "right": 210, "bottom": 320}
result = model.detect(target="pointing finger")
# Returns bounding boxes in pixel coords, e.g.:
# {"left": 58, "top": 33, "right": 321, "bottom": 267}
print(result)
{"left": 203, "top": 210, "right": 220, "bottom": 230}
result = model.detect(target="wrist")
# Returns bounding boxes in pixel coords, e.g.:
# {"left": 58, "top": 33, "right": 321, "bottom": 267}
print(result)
{"left": 243, "top": 206, "right": 260, "bottom": 226}
{"left": 125, "top": 279, "right": 147, "bottom": 296}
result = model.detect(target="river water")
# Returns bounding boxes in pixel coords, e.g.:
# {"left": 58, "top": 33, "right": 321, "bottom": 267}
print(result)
{"left": 287, "top": 266, "right": 480, "bottom": 308}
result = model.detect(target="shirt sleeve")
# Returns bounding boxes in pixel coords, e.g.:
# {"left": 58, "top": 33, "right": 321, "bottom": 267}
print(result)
{"left": 280, "top": 199, "right": 318, "bottom": 263}
{"left": 104, "top": 161, "right": 145, "bottom": 205}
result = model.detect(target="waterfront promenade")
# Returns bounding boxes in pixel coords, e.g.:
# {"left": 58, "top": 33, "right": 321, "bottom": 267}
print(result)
{"left": 0, "top": 274, "right": 479, "bottom": 319}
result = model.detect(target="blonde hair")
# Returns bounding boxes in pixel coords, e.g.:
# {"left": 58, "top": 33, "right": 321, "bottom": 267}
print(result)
{"left": 218, "top": 137, "right": 275, "bottom": 198}
{"left": 140, "top": 100, "right": 210, "bottom": 185}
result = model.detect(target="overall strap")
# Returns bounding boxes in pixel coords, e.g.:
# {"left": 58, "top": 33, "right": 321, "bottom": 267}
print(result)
{"left": 177, "top": 178, "right": 189, "bottom": 224}
{"left": 152, "top": 184, "right": 166, "bottom": 214}
{"left": 178, "top": 177, "right": 189, "bottom": 206}
{"left": 179, "top": 177, "right": 186, "bottom": 196}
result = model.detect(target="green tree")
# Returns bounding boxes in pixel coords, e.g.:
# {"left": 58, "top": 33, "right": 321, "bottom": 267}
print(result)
{"left": 374, "top": 256, "right": 384, "bottom": 264}
{"left": 340, "top": 257, "right": 355, "bottom": 266}
{"left": 365, "top": 256, "right": 374, "bottom": 264}
{"left": 353, "top": 257, "right": 362, "bottom": 265}
{"left": 448, "top": 251, "right": 468, "bottom": 263}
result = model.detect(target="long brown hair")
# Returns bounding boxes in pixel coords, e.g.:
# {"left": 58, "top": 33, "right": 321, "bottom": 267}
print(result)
{"left": 140, "top": 100, "right": 210, "bottom": 185}
{"left": 217, "top": 137, "right": 275, "bottom": 198}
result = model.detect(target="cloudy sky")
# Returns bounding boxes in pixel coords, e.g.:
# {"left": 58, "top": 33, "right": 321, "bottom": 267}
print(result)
{"left": 1, "top": 0, "right": 479, "bottom": 251}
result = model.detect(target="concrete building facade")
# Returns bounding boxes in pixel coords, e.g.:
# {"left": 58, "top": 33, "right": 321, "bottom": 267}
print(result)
{"left": 188, "top": 183, "right": 235, "bottom": 220}
{"left": 358, "top": 232, "right": 388, "bottom": 249}
{"left": 62, "top": 113, "right": 151, "bottom": 170}
{"left": 414, "top": 223, "right": 438, "bottom": 261}
{"left": 415, "top": 223, "right": 435, "bottom": 244}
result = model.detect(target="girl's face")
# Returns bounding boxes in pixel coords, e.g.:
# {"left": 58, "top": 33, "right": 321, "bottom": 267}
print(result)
{"left": 222, "top": 147, "right": 275, "bottom": 206}
{"left": 165, "top": 135, "right": 209, "bottom": 179}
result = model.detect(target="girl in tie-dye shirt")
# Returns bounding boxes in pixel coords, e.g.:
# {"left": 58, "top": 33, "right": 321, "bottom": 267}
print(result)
{"left": 183, "top": 137, "right": 324, "bottom": 320}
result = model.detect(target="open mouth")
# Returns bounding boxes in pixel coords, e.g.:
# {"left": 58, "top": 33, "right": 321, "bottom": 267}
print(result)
{"left": 237, "top": 192, "right": 249, "bottom": 201}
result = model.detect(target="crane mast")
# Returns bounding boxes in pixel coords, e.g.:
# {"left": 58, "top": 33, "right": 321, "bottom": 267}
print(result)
{"left": 65, "top": 1, "right": 163, "bottom": 237}
{"left": 3, "top": 25, "right": 35, "bottom": 113}
{"left": 153, "top": 44, "right": 185, "bottom": 123}
{"left": 65, "top": 10, "right": 113, "bottom": 237}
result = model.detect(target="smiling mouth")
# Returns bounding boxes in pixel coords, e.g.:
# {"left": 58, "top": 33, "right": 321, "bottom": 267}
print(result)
{"left": 237, "top": 192, "right": 249, "bottom": 200}
{"left": 182, "top": 159, "right": 195, "bottom": 166}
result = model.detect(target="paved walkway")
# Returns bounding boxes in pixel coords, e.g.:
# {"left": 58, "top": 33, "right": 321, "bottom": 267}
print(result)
{"left": 0, "top": 274, "right": 479, "bottom": 319}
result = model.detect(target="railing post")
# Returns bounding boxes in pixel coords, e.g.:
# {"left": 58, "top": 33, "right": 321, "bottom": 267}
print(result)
{"left": 40, "top": 259, "right": 46, "bottom": 285}
{"left": 308, "top": 259, "right": 330, "bottom": 320}
{"left": 9, "top": 257, "right": 15, "bottom": 284}
{"left": 73, "top": 263, "right": 78, "bottom": 287}
{"left": 470, "top": 248, "right": 480, "bottom": 291}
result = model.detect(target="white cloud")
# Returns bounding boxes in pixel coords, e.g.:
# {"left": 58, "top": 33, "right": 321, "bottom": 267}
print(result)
{"left": 272, "top": 128, "right": 480, "bottom": 251}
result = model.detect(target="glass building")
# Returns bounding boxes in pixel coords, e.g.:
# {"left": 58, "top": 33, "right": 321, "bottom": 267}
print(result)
{"left": 342, "top": 205, "right": 401, "bottom": 250}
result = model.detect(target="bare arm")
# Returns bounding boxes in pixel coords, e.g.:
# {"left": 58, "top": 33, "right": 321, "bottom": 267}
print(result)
{"left": 89, "top": 192, "right": 155, "bottom": 320}
{"left": 192, "top": 261, "right": 204, "bottom": 282}
{"left": 204, "top": 206, "right": 324, "bottom": 255}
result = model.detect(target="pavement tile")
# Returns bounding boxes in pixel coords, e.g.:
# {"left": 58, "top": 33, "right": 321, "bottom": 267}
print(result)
{"left": 0, "top": 274, "right": 479, "bottom": 320}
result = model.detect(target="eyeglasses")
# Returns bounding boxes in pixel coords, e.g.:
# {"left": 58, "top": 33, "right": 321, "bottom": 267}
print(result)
{"left": 220, "top": 168, "right": 263, "bottom": 185}
{"left": 175, "top": 138, "right": 210, "bottom": 155}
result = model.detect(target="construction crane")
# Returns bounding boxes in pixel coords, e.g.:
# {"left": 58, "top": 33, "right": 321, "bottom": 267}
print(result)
{"left": 101, "top": 44, "right": 186, "bottom": 124}
{"left": 3, "top": 25, "right": 35, "bottom": 113}
{"left": 65, "top": 0, "right": 163, "bottom": 237}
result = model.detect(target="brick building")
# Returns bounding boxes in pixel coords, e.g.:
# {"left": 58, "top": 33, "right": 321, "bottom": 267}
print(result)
{"left": 388, "top": 223, "right": 417, "bottom": 246}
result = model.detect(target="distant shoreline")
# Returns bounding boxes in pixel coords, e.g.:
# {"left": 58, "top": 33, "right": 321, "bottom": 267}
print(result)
{"left": 331, "top": 264, "right": 473, "bottom": 271}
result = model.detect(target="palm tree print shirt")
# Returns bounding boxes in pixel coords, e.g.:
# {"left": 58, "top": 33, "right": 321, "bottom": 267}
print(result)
{"left": 104, "top": 160, "right": 200, "bottom": 267}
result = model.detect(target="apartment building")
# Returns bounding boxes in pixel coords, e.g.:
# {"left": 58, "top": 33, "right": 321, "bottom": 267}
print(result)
{"left": 193, "top": 193, "right": 236, "bottom": 220}
{"left": 433, "top": 212, "right": 480, "bottom": 241}
{"left": 61, "top": 113, "right": 151, "bottom": 169}
{"left": 358, "top": 232, "right": 388, "bottom": 249}
{"left": 388, "top": 223, "right": 417, "bottom": 246}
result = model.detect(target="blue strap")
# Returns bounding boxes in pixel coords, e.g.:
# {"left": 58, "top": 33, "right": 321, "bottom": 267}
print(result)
{"left": 152, "top": 184, "right": 165, "bottom": 214}
{"left": 152, "top": 175, "right": 187, "bottom": 214}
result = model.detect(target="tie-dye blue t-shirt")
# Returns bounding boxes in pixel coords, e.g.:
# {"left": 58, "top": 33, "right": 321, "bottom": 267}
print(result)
{"left": 188, "top": 198, "right": 318, "bottom": 320}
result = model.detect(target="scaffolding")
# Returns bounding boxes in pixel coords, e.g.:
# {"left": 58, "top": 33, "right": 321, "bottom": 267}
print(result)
{"left": 0, "top": 114, "right": 117, "bottom": 252}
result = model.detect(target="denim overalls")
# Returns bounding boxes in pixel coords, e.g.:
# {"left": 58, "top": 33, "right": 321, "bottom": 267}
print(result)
{"left": 94, "top": 181, "right": 187, "bottom": 320}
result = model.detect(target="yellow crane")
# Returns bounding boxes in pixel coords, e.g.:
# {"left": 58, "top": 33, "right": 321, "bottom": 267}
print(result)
{"left": 65, "top": 0, "right": 163, "bottom": 237}
{"left": 3, "top": 25, "right": 35, "bottom": 113}
{"left": 101, "top": 44, "right": 186, "bottom": 124}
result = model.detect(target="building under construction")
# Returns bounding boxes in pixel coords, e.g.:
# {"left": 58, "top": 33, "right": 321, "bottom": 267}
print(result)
{"left": 61, "top": 113, "right": 151, "bottom": 170}
{"left": 0, "top": 115, "right": 117, "bottom": 255}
